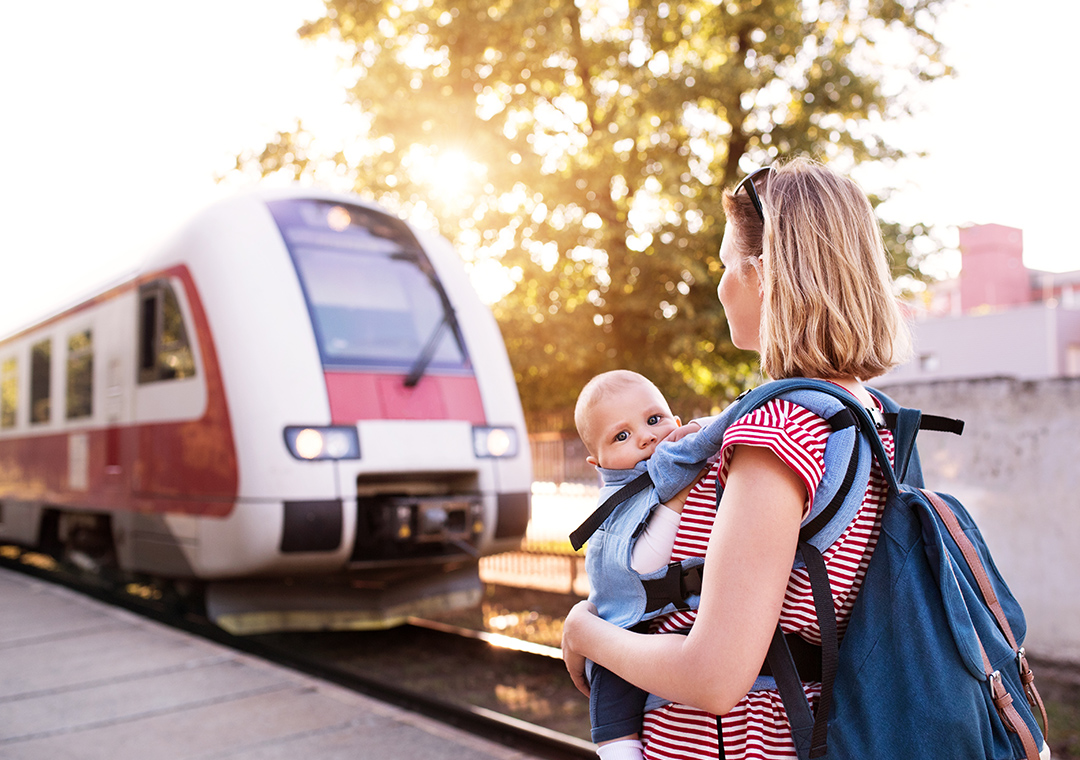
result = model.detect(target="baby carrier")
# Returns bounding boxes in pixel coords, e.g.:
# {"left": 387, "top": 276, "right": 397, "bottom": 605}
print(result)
{"left": 571, "top": 378, "right": 896, "bottom": 628}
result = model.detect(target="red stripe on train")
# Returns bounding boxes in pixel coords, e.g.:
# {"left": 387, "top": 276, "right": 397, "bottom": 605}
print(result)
{"left": 324, "top": 371, "right": 486, "bottom": 425}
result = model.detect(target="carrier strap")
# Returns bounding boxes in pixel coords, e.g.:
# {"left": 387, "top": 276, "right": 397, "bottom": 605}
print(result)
{"left": 642, "top": 561, "right": 701, "bottom": 614}
{"left": 719, "top": 631, "right": 825, "bottom": 759}
{"left": 797, "top": 426, "right": 859, "bottom": 545}
{"left": 641, "top": 407, "right": 859, "bottom": 614}
{"left": 569, "top": 471, "right": 652, "bottom": 551}
{"left": 765, "top": 541, "right": 837, "bottom": 760}
{"left": 765, "top": 626, "right": 816, "bottom": 760}
{"left": 758, "top": 633, "right": 824, "bottom": 682}
{"left": 803, "top": 543, "right": 838, "bottom": 759}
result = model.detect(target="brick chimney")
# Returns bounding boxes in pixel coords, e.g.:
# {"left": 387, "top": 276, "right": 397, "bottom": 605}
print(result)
{"left": 958, "top": 224, "right": 1028, "bottom": 313}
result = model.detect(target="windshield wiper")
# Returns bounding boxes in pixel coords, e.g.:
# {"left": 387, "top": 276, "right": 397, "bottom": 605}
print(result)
{"left": 400, "top": 250, "right": 467, "bottom": 388}
{"left": 404, "top": 314, "right": 452, "bottom": 387}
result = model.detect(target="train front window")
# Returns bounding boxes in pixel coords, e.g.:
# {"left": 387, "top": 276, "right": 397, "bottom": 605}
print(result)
{"left": 268, "top": 199, "right": 470, "bottom": 372}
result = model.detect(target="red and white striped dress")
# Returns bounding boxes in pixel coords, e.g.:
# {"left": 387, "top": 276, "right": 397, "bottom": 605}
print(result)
{"left": 641, "top": 397, "right": 895, "bottom": 760}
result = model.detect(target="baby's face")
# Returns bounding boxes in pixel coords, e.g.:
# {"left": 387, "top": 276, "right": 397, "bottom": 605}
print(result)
{"left": 586, "top": 383, "right": 680, "bottom": 470}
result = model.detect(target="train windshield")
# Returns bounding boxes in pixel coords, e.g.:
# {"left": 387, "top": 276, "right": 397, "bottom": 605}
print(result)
{"left": 267, "top": 199, "right": 470, "bottom": 373}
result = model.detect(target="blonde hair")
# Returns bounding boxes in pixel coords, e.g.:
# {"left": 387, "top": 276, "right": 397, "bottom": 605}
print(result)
{"left": 722, "top": 158, "right": 911, "bottom": 380}
{"left": 574, "top": 370, "right": 668, "bottom": 456}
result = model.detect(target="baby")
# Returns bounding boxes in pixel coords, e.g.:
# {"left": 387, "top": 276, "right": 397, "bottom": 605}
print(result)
{"left": 573, "top": 370, "right": 703, "bottom": 760}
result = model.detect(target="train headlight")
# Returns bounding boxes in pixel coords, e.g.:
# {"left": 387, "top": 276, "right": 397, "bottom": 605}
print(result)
{"left": 283, "top": 426, "right": 361, "bottom": 460}
{"left": 472, "top": 426, "right": 518, "bottom": 458}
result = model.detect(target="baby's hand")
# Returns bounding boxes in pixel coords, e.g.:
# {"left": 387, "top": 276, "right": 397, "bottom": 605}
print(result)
{"left": 661, "top": 420, "right": 701, "bottom": 444}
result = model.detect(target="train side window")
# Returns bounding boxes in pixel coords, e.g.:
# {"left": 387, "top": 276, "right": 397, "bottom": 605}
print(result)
{"left": 138, "top": 282, "right": 195, "bottom": 384}
{"left": 30, "top": 339, "right": 51, "bottom": 424}
{"left": 66, "top": 330, "right": 93, "bottom": 420}
{"left": 0, "top": 358, "right": 16, "bottom": 429}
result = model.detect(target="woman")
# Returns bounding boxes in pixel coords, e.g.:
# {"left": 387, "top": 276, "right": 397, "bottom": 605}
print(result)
{"left": 561, "top": 158, "right": 911, "bottom": 759}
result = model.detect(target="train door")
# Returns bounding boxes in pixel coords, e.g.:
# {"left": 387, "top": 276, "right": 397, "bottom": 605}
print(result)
{"left": 104, "top": 357, "right": 123, "bottom": 480}
{"left": 97, "top": 292, "right": 135, "bottom": 499}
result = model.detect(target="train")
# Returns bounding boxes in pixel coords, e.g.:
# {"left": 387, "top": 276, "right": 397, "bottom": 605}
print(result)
{"left": 0, "top": 187, "right": 532, "bottom": 633}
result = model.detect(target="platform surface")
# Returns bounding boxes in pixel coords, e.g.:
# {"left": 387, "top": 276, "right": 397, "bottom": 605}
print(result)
{"left": 0, "top": 567, "right": 546, "bottom": 760}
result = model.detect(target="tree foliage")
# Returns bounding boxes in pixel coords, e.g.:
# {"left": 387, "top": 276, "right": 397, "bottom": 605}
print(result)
{"left": 229, "top": 0, "right": 951, "bottom": 425}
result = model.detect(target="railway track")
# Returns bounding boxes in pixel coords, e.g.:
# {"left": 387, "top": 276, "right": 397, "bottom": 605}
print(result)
{"left": 0, "top": 545, "right": 594, "bottom": 760}
{"left": 10, "top": 544, "right": 1080, "bottom": 759}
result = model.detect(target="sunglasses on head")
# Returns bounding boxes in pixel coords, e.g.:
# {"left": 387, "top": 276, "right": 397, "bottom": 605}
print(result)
{"left": 733, "top": 166, "right": 772, "bottom": 222}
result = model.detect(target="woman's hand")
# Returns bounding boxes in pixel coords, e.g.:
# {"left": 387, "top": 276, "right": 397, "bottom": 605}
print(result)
{"left": 562, "top": 600, "right": 599, "bottom": 697}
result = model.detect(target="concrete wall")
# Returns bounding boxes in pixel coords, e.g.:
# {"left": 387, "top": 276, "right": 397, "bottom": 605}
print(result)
{"left": 873, "top": 376, "right": 1080, "bottom": 664}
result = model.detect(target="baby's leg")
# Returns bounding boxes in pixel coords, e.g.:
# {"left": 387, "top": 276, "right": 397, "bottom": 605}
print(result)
{"left": 589, "top": 663, "right": 648, "bottom": 759}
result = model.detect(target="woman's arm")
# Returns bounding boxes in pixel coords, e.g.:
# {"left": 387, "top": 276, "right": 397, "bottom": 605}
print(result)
{"left": 563, "top": 444, "right": 805, "bottom": 715}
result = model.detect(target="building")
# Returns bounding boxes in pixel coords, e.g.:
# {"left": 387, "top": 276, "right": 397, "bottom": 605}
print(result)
{"left": 881, "top": 223, "right": 1080, "bottom": 384}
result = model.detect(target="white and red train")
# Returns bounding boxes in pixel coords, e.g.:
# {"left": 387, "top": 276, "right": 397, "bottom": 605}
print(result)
{"left": 0, "top": 188, "right": 531, "bottom": 633}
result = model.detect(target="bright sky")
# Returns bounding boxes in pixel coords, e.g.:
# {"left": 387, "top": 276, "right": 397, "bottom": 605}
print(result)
{"left": 1, "top": 0, "right": 1077, "bottom": 338}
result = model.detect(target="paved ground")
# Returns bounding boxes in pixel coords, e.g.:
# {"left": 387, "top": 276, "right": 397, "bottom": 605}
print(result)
{"left": 0, "top": 567, "right": 557, "bottom": 760}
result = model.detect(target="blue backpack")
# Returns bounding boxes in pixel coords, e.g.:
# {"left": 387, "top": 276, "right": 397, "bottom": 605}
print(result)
{"left": 758, "top": 380, "right": 1049, "bottom": 760}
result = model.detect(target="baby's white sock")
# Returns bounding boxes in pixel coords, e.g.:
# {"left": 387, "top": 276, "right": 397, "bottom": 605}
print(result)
{"left": 596, "top": 738, "right": 644, "bottom": 760}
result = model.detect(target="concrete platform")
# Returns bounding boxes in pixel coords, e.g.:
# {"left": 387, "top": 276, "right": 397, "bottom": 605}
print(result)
{"left": 0, "top": 567, "right": 544, "bottom": 760}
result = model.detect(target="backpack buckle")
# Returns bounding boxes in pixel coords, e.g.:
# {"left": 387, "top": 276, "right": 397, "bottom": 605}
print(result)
{"left": 867, "top": 406, "right": 887, "bottom": 429}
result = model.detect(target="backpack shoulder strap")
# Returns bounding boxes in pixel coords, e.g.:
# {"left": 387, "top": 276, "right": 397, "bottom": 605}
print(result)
{"left": 883, "top": 412, "right": 965, "bottom": 436}
{"left": 867, "top": 387, "right": 963, "bottom": 486}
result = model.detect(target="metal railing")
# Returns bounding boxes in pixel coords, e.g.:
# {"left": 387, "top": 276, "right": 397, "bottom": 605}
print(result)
{"left": 479, "top": 481, "right": 598, "bottom": 597}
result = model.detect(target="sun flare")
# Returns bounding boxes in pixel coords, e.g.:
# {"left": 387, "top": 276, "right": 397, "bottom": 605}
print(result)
{"left": 409, "top": 147, "right": 485, "bottom": 201}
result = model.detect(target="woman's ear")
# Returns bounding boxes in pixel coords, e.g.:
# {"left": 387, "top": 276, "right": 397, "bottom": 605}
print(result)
{"left": 748, "top": 254, "right": 765, "bottom": 298}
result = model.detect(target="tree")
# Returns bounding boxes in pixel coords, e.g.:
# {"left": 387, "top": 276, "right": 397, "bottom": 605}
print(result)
{"left": 228, "top": 0, "right": 951, "bottom": 425}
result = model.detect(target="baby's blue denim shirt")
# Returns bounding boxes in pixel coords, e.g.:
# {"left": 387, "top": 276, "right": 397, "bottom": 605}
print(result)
{"left": 585, "top": 461, "right": 662, "bottom": 630}
{"left": 584, "top": 412, "right": 731, "bottom": 631}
